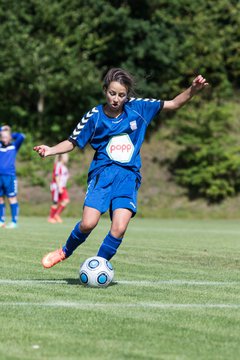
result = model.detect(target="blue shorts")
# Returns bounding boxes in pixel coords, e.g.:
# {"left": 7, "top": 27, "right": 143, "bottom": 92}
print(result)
{"left": 0, "top": 175, "right": 18, "bottom": 197}
{"left": 84, "top": 165, "right": 141, "bottom": 217}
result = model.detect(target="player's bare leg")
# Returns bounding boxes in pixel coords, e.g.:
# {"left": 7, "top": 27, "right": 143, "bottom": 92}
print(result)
{"left": 110, "top": 208, "right": 132, "bottom": 238}
{"left": 80, "top": 206, "right": 101, "bottom": 233}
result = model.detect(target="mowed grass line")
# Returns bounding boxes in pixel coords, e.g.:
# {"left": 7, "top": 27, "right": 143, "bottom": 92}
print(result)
{"left": 0, "top": 217, "right": 240, "bottom": 360}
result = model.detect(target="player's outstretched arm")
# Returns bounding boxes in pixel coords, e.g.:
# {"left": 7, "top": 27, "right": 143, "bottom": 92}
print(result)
{"left": 33, "top": 140, "right": 75, "bottom": 158}
{"left": 163, "top": 75, "right": 209, "bottom": 111}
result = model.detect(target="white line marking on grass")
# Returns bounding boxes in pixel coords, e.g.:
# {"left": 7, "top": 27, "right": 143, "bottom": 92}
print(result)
{"left": 117, "top": 280, "right": 240, "bottom": 286}
{"left": 0, "top": 301, "right": 240, "bottom": 310}
{"left": 0, "top": 279, "right": 239, "bottom": 286}
{"left": 0, "top": 279, "right": 67, "bottom": 285}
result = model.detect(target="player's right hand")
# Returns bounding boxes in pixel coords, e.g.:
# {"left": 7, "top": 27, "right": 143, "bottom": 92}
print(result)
{"left": 33, "top": 145, "right": 51, "bottom": 158}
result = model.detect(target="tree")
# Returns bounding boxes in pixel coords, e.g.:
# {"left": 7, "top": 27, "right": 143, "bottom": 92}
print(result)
{"left": 166, "top": 102, "right": 240, "bottom": 202}
{"left": 0, "top": 0, "right": 110, "bottom": 140}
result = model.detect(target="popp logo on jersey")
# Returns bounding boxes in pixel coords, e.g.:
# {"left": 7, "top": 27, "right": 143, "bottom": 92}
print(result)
{"left": 106, "top": 134, "right": 134, "bottom": 163}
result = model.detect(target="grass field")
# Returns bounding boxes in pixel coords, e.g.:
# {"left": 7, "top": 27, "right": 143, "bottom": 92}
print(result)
{"left": 0, "top": 217, "right": 240, "bottom": 360}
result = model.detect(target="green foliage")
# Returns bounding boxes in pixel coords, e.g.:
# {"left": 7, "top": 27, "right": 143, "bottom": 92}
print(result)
{"left": 0, "top": 0, "right": 106, "bottom": 141}
{"left": 29, "top": 174, "right": 47, "bottom": 187}
{"left": 17, "top": 161, "right": 48, "bottom": 187}
{"left": 73, "top": 172, "right": 88, "bottom": 190}
{"left": 168, "top": 102, "right": 240, "bottom": 202}
{"left": 17, "top": 131, "right": 52, "bottom": 187}
{"left": 0, "top": 0, "right": 239, "bottom": 141}
{"left": 0, "top": 0, "right": 240, "bottom": 202}
{"left": 17, "top": 132, "right": 35, "bottom": 161}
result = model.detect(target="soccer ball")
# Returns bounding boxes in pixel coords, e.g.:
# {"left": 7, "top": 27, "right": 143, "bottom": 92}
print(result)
{"left": 79, "top": 256, "right": 114, "bottom": 288}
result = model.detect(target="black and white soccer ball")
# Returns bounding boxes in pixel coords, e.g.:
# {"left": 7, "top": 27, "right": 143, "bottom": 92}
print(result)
{"left": 79, "top": 256, "right": 114, "bottom": 288}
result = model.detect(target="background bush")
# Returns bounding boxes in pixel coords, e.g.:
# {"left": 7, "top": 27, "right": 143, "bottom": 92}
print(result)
{"left": 0, "top": 0, "right": 240, "bottom": 202}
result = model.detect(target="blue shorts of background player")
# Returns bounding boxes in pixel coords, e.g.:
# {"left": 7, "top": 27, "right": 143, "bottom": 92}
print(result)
{"left": 0, "top": 175, "right": 18, "bottom": 198}
{"left": 0, "top": 176, "right": 18, "bottom": 228}
{"left": 0, "top": 175, "right": 19, "bottom": 228}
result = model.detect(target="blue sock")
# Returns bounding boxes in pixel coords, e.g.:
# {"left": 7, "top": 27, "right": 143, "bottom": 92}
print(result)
{"left": 0, "top": 203, "right": 6, "bottom": 222}
{"left": 10, "top": 203, "right": 19, "bottom": 223}
{"left": 62, "top": 222, "right": 91, "bottom": 257}
{"left": 97, "top": 232, "right": 123, "bottom": 260}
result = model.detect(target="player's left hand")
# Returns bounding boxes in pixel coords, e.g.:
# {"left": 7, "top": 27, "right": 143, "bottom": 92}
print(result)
{"left": 192, "top": 75, "right": 209, "bottom": 91}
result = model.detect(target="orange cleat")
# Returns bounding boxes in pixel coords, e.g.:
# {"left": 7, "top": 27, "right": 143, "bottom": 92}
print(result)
{"left": 48, "top": 217, "right": 57, "bottom": 224}
{"left": 54, "top": 214, "right": 63, "bottom": 223}
{"left": 42, "top": 248, "right": 67, "bottom": 268}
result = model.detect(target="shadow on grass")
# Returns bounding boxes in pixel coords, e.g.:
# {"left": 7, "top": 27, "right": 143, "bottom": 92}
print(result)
{"left": 31, "top": 278, "right": 117, "bottom": 287}
{"left": 64, "top": 278, "right": 118, "bottom": 287}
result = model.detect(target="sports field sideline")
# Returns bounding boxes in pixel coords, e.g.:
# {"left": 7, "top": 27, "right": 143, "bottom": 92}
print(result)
{"left": 0, "top": 217, "right": 240, "bottom": 359}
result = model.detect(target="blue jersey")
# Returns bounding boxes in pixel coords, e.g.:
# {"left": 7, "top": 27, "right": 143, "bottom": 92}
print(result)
{"left": 0, "top": 133, "right": 25, "bottom": 176}
{"left": 69, "top": 98, "right": 164, "bottom": 181}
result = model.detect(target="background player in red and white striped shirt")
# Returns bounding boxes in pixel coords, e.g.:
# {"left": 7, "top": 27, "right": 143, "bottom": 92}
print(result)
{"left": 48, "top": 153, "right": 70, "bottom": 223}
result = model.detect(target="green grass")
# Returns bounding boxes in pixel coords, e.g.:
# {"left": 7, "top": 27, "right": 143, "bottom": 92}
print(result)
{"left": 0, "top": 217, "right": 240, "bottom": 360}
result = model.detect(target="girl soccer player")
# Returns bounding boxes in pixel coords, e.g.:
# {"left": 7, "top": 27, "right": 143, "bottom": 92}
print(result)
{"left": 34, "top": 68, "right": 208, "bottom": 268}
{"left": 0, "top": 125, "right": 25, "bottom": 229}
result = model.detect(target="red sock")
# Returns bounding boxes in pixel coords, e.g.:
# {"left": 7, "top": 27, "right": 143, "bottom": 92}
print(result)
{"left": 55, "top": 204, "right": 65, "bottom": 216}
{"left": 49, "top": 206, "right": 57, "bottom": 218}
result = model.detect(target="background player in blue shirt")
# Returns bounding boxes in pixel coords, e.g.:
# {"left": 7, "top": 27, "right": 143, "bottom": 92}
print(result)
{"left": 34, "top": 68, "right": 208, "bottom": 268}
{"left": 0, "top": 125, "right": 25, "bottom": 228}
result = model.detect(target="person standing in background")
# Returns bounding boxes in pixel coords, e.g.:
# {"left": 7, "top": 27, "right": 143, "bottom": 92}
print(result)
{"left": 48, "top": 153, "right": 70, "bottom": 224}
{"left": 0, "top": 125, "right": 25, "bottom": 229}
